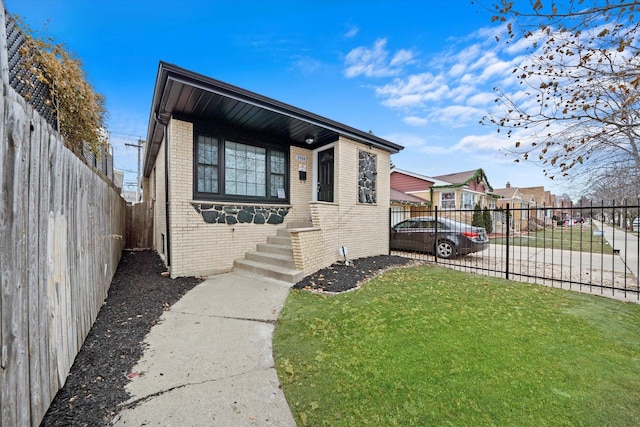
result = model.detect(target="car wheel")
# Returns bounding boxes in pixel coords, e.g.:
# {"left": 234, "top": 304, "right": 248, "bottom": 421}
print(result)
{"left": 436, "top": 240, "right": 456, "bottom": 259}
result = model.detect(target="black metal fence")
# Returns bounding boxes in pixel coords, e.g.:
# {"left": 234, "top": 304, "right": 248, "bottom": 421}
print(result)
{"left": 390, "top": 202, "right": 640, "bottom": 302}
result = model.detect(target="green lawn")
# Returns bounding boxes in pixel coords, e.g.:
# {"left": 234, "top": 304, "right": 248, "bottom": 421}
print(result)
{"left": 492, "top": 224, "right": 614, "bottom": 253}
{"left": 273, "top": 266, "right": 640, "bottom": 426}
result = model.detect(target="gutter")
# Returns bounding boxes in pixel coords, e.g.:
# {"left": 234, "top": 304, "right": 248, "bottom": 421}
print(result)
{"left": 154, "top": 112, "right": 171, "bottom": 269}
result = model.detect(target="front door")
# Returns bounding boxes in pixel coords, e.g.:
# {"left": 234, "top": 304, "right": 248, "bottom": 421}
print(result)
{"left": 317, "top": 147, "right": 334, "bottom": 202}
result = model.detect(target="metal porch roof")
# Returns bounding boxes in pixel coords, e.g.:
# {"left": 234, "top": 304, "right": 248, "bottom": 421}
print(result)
{"left": 143, "top": 62, "right": 403, "bottom": 177}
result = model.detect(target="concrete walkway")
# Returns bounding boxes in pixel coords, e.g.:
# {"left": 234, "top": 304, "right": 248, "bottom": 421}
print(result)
{"left": 592, "top": 220, "right": 640, "bottom": 279}
{"left": 111, "top": 272, "right": 296, "bottom": 427}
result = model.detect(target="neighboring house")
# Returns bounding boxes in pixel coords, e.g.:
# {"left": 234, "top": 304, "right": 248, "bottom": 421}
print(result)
{"left": 390, "top": 187, "right": 430, "bottom": 226}
{"left": 493, "top": 183, "right": 547, "bottom": 232}
{"left": 389, "top": 168, "right": 440, "bottom": 224}
{"left": 492, "top": 183, "right": 526, "bottom": 232}
{"left": 391, "top": 167, "right": 438, "bottom": 200}
{"left": 390, "top": 168, "right": 494, "bottom": 225}
{"left": 141, "top": 62, "right": 403, "bottom": 279}
{"left": 557, "top": 197, "right": 574, "bottom": 221}
{"left": 430, "top": 169, "right": 494, "bottom": 212}
{"left": 519, "top": 186, "right": 554, "bottom": 224}
{"left": 521, "top": 192, "right": 538, "bottom": 229}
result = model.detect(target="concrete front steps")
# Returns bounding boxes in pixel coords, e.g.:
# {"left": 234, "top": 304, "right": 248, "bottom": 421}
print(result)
{"left": 233, "top": 228, "right": 304, "bottom": 284}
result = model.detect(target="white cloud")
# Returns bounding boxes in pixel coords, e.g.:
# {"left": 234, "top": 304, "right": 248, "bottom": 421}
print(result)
{"left": 344, "top": 38, "right": 414, "bottom": 78}
{"left": 466, "top": 25, "right": 504, "bottom": 45}
{"left": 503, "top": 26, "right": 547, "bottom": 55}
{"left": 468, "top": 51, "right": 498, "bottom": 72}
{"left": 390, "top": 49, "right": 414, "bottom": 66}
{"left": 344, "top": 26, "right": 359, "bottom": 38}
{"left": 453, "top": 132, "right": 513, "bottom": 152}
{"left": 382, "top": 132, "right": 428, "bottom": 148}
{"left": 343, "top": 21, "right": 602, "bottom": 189}
{"left": 384, "top": 133, "right": 457, "bottom": 157}
{"left": 431, "top": 105, "right": 484, "bottom": 127}
{"left": 477, "top": 58, "right": 514, "bottom": 82}
{"left": 449, "top": 62, "right": 466, "bottom": 77}
{"left": 450, "top": 85, "right": 475, "bottom": 103}
{"left": 375, "top": 73, "right": 449, "bottom": 108}
{"left": 467, "top": 91, "right": 496, "bottom": 106}
{"left": 403, "top": 116, "right": 428, "bottom": 126}
{"left": 418, "top": 145, "right": 453, "bottom": 155}
{"left": 290, "top": 55, "right": 323, "bottom": 75}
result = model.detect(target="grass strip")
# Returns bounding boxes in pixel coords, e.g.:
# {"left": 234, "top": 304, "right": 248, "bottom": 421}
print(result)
{"left": 274, "top": 265, "right": 640, "bottom": 426}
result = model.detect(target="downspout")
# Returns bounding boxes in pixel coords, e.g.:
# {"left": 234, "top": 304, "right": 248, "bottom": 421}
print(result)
{"left": 154, "top": 112, "right": 171, "bottom": 268}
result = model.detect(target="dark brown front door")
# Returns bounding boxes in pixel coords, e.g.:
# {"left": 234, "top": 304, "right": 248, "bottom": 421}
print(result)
{"left": 317, "top": 147, "right": 334, "bottom": 202}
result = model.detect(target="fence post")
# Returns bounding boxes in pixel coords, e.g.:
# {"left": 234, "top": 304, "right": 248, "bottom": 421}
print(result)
{"left": 388, "top": 207, "right": 391, "bottom": 256}
{"left": 505, "top": 203, "right": 510, "bottom": 280}
{"left": 434, "top": 206, "right": 439, "bottom": 264}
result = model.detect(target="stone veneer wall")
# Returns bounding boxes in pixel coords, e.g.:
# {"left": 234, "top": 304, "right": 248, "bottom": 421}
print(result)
{"left": 358, "top": 150, "right": 377, "bottom": 204}
{"left": 192, "top": 203, "right": 289, "bottom": 225}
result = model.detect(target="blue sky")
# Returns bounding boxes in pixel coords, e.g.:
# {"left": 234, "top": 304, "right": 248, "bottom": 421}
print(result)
{"left": 5, "top": 0, "right": 568, "bottom": 196}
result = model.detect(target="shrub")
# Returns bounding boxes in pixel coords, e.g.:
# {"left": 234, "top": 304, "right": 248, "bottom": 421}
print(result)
{"left": 483, "top": 206, "right": 493, "bottom": 234}
{"left": 13, "top": 14, "right": 107, "bottom": 156}
{"left": 472, "top": 203, "right": 484, "bottom": 228}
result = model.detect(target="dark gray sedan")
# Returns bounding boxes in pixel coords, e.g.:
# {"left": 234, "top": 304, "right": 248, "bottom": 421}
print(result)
{"left": 391, "top": 216, "right": 489, "bottom": 259}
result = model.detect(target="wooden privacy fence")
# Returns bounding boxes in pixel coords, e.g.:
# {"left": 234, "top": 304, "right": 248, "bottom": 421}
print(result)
{"left": 125, "top": 201, "right": 153, "bottom": 250}
{"left": 0, "top": 7, "right": 126, "bottom": 426}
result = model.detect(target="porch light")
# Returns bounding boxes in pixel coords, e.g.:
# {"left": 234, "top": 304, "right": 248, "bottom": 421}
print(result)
{"left": 305, "top": 136, "right": 315, "bottom": 144}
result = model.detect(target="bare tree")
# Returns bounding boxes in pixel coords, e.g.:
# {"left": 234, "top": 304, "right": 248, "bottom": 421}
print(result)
{"left": 481, "top": 1, "right": 640, "bottom": 182}
{"left": 585, "top": 164, "right": 640, "bottom": 202}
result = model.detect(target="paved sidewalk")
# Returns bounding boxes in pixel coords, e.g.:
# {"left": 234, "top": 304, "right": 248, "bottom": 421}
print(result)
{"left": 111, "top": 272, "right": 296, "bottom": 427}
{"left": 593, "top": 220, "right": 640, "bottom": 279}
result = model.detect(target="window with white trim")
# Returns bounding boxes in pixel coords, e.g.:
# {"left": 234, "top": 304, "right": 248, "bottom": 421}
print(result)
{"left": 441, "top": 191, "right": 456, "bottom": 209}
{"left": 462, "top": 192, "right": 477, "bottom": 210}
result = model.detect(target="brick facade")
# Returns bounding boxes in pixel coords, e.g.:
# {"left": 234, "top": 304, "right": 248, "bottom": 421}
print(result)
{"left": 148, "top": 120, "right": 392, "bottom": 278}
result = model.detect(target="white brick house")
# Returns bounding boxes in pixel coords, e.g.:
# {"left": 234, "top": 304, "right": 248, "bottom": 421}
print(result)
{"left": 142, "top": 62, "right": 403, "bottom": 280}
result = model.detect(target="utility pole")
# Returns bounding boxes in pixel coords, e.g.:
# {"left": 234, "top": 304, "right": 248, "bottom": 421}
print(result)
{"left": 125, "top": 140, "right": 144, "bottom": 203}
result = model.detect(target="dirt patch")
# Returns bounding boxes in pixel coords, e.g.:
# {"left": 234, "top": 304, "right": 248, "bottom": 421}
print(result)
{"left": 40, "top": 250, "right": 203, "bottom": 427}
{"left": 292, "top": 255, "right": 418, "bottom": 293}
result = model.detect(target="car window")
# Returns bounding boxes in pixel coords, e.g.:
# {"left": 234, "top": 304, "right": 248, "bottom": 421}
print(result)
{"left": 396, "top": 220, "right": 416, "bottom": 229}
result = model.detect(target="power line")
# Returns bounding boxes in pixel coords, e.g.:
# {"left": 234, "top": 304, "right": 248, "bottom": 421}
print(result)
{"left": 109, "top": 130, "right": 144, "bottom": 138}
{"left": 124, "top": 139, "right": 144, "bottom": 203}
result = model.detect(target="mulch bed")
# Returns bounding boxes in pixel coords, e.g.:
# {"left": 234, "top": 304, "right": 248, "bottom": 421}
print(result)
{"left": 292, "top": 255, "right": 417, "bottom": 293}
{"left": 40, "top": 251, "right": 415, "bottom": 426}
{"left": 40, "top": 250, "right": 203, "bottom": 427}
